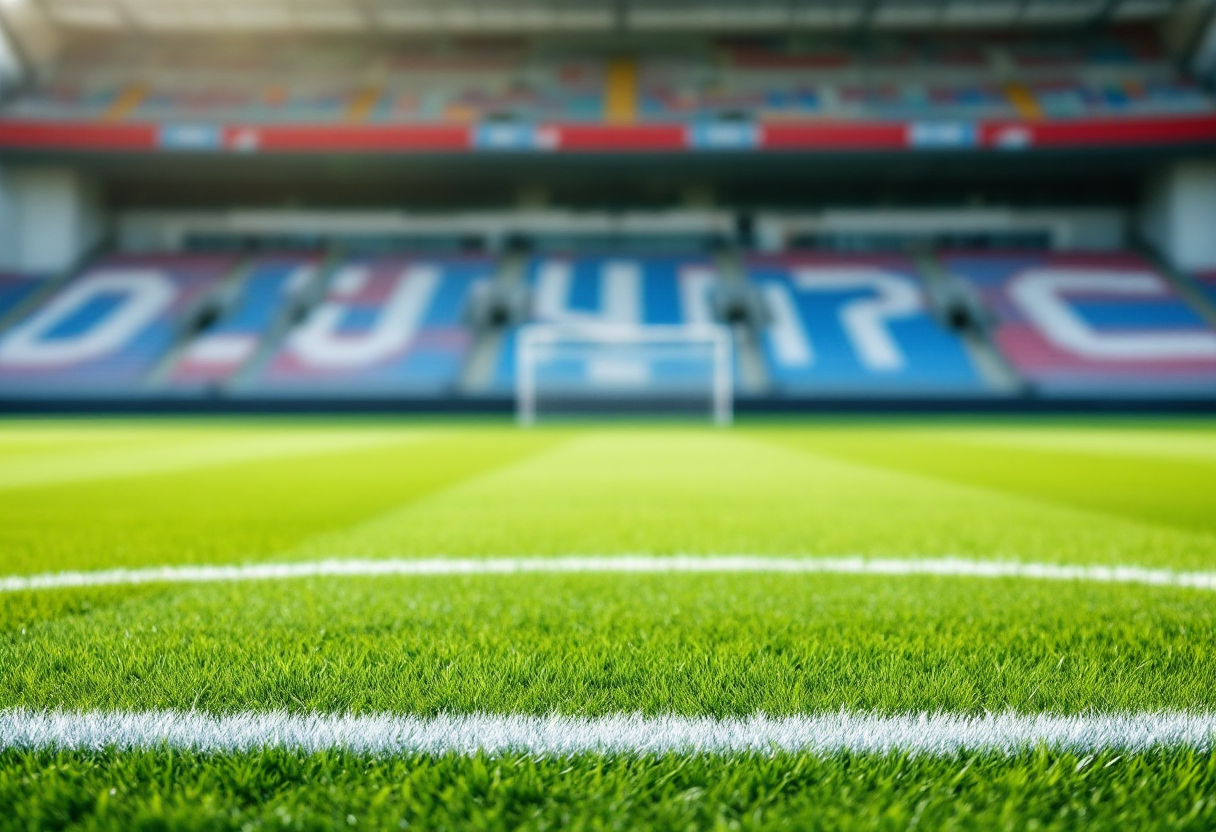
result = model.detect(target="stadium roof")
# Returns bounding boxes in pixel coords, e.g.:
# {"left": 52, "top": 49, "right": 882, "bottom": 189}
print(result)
{"left": 18, "top": 0, "right": 1192, "bottom": 34}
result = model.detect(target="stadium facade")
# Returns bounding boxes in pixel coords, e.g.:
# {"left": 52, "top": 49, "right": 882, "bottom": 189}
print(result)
{"left": 0, "top": 0, "right": 1215, "bottom": 412}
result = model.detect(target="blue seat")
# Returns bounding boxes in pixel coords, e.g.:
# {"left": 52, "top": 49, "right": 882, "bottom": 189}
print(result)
{"left": 0, "top": 255, "right": 237, "bottom": 394}
{"left": 167, "top": 255, "right": 321, "bottom": 388}
{"left": 747, "top": 254, "right": 988, "bottom": 395}
{"left": 253, "top": 255, "right": 491, "bottom": 396}
{"left": 1195, "top": 271, "right": 1216, "bottom": 319}
{"left": 943, "top": 253, "right": 1216, "bottom": 395}
{"left": 0, "top": 274, "right": 46, "bottom": 323}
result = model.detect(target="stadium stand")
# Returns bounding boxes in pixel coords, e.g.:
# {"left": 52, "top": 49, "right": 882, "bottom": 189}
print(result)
{"left": 1, "top": 33, "right": 1211, "bottom": 131}
{"left": 0, "top": 41, "right": 603, "bottom": 125}
{"left": 0, "top": 3, "right": 1214, "bottom": 410}
{"left": 941, "top": 253, "right": 1216, "bottom": 395}
{"left": 252, "top": 254, "right": 490, "bottom": 396}
{"left": 4, "top": 244, "right": 1216, "bottom": 402}
{"left": 165, "top": 255, "right": 322, "bottom": 389}
{"left": 0, "top": 255, "right": 237, "bottom": 393}
{"left": 638, "top": 36, "right": 1210, "bottom": 124}
{"left": 746, "top": 253, "right": 989, "bottom": 394}
{"left": 490, "top": 255, "right": 719, "bottom": 394}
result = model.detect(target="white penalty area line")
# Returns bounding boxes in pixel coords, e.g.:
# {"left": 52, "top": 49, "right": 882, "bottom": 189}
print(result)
{"left": 2, "top": 710, "right": 1214, "bottom": 756}
{"left": 1, "top": 555, "right": 1215, "bottom": 594}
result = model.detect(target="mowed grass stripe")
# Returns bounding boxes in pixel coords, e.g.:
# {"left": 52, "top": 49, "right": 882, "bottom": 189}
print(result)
{"left": 945, "top": 427, "right": 1216, "bottom": 462}
{"left": 0, "top": 428, "right": 423, "bottom": 490}
{"left": 759, "top": 424, "right": 1216, "bottom": 537}
{"left": 0, "top": 426, "right": 565, "bottom": 575}
{"left": 284, "top": 428, "right": 1216, "bottom": 569}
{"left": 5, "top": 424, "right": 1216, "bottom": 571}
{"left": 5, "top": 554, "right": 1216, "bottom": 594}
{"left": 4, "top": 710, "right": 1215, "bottom": 755}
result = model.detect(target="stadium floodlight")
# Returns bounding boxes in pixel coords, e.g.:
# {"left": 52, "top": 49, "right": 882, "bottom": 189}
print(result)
{"left": 516, "top": 323, "right": 733, "bottom": 426}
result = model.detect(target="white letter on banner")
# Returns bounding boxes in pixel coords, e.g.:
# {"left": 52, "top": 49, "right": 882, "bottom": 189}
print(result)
{"left": 1009, "top": 269, "right": 1216, "bottom": 361}
{"left": 762, "top": 283, "right": 813, "bottom": 367}
{"left": 287, "top": 265, "right": 439, "bottom": 368}
{"left": 533, "top": 259, "right": 641, "bottom": 325}
{"left": 0, "top": 271, "right": 175, "bottom": 367}
{"left": 792, "top": 268, "right": 921, "bottom": 372}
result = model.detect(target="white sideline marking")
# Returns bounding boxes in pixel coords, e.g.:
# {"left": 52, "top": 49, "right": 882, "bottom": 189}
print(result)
{"left": 2, "top": 556, "right": 1215, "bottom": 594}
{"left": 2, "top": 710, "right": 1214, "bottom": 755}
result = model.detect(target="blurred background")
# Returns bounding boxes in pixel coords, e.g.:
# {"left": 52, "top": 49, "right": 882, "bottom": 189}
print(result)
{"left": 0, "top": 0, "right": 1214, "bottom": 416}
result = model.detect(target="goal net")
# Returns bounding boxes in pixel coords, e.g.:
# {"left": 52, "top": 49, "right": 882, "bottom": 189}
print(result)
{"left": 516, "top": 324, "right": 733, "bottom": 425}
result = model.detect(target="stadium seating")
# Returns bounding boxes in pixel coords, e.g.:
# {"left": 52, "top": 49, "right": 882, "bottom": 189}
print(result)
{"left": 1, "top": 83, "right": 119, "bottom": 121}
{"left": 166, "top": 255, "right": 321, "bottom": 388}
{"left": 941, "top": 253, "right": 1216, "bottom": 395}
{"left": 1197, "top": 271, "right": 1216, "bottom": 312}
{"left": 0, "top": 254, "right": 237, "bottom": 394}
{"left": 3, "top": 34, "right": 1211, "bottom": 128}
{"left": 1006, "top": 36, "right": 1165, "bottom": 70}
{"left": 745, "top": 254, "right": 989, "bottom": 394}
{"left": 253, "top": 255, "right": 490, "bottom": 396}
{"left": 491, "top": 255, "right": 719, "bottom": 393}
{"left": 5, "top": 246, "right": 1216, "bottom": 401}
{"left": 1029, "top": 80, "right": 1213, "bottom": 118}
{"left": 0, "top": 273, "right": 46, "bottom": 324}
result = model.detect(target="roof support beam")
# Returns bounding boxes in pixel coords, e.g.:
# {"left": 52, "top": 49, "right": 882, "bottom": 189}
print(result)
{"left": 1092, "top": 0, "right": 1127, "bottom": 28}
{"left": 0, "top": 10, "right": 27, "bottom": 93}
{"left": 15, "top": 0, "right": 1199, "bottom": 38}
{"left": 613, "top": 0, "right": 627, "bottom": 32}
{"left": 856, "top": 0, "right": 883, "bottom": 36}
{"left": 0, "top": 0, "right": 58, "bottom": 73}
{"left": 1191, "top": 2, "right": 1216, "bottom": 84}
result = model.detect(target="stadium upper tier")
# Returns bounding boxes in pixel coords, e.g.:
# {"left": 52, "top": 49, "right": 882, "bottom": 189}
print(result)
{"left": 1, "top": 33, "right": 1214, "bottom": 153}
{"left": 2, "top": 247, "right": 1216, "bottom": 400}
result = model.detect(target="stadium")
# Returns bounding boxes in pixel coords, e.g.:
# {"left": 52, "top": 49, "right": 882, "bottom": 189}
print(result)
{"left": 1, "top": 0, "right": 1216, "bottom": 828}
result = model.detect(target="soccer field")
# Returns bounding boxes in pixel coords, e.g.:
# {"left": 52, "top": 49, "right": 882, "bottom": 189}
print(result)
{"left": 2, "top": 418, "right": 1215, "bottom": 830}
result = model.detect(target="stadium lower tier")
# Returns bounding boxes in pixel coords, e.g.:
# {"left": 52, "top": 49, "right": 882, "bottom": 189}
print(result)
{"left": 1, "top": 250, "right": 1215, "bottom": 402}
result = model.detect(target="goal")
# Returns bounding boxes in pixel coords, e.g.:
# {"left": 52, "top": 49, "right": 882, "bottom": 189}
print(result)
{"left": 515, "top": 323, "right": 733, "bottom": 425}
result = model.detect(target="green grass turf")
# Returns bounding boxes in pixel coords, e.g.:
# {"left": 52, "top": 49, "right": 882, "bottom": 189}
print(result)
{"left": 2, "top": 574, "right": 1214, "bottom": 716}
{"left": 1, "top": 418, "right": 1215, "bottom": 829}
{"left": 3, "top": 748, "right": 1214, "bottom": 832}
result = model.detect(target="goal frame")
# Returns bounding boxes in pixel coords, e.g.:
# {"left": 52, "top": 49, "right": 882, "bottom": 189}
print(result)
{"left": 516, "top": 323, "right": 733, "bottom": 426}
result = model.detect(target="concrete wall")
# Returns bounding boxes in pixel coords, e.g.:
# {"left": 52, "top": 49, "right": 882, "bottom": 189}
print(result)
{"left": 0, "top": 166, "right": 104, "bottom": 274}
{"left": 1141, "top": 160, "right": 1216, "bottom": 273}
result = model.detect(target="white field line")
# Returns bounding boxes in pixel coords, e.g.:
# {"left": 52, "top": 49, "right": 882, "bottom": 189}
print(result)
{"left": 1, "top": 555, "right": 1215, "bottom": 594}
{"left": 2, "top": 710, "right": 1214, "bottom": 756}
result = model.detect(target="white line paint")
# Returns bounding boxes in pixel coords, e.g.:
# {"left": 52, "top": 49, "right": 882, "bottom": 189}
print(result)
{"left": 2, "top": 710, "right": 1213, "bottom": 756}
{"left": 2, "top": 555, "right": 1215, "bottom": 594}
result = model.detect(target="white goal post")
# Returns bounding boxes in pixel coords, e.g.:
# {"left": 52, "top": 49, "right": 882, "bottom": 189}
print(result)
{"left": 516, "top": 323, "right": 733, "bottom": 426}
